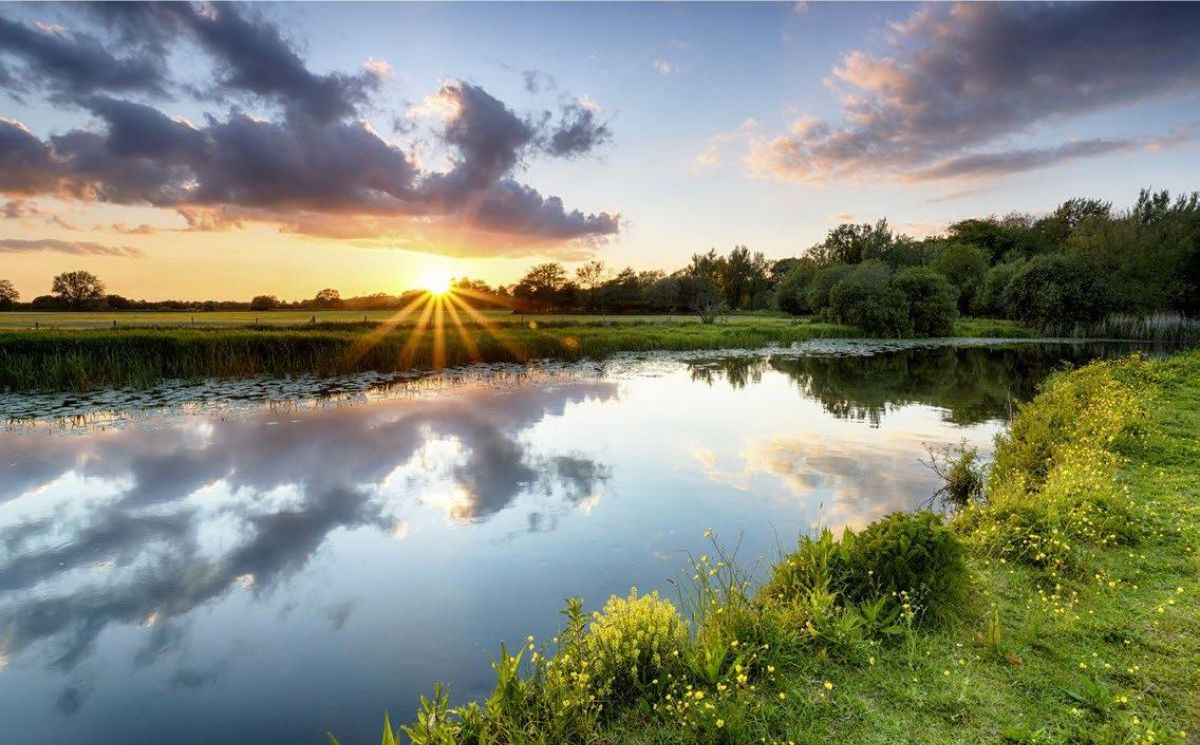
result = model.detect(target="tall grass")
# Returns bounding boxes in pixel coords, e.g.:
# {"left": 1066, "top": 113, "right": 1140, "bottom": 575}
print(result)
{"left": 1069, "top": 312, "right": 1200, "bottom": 343}
{"left": 0, "top": 320, "right": 856, "bottom": 392}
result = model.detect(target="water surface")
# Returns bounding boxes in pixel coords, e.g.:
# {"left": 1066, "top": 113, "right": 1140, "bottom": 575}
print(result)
{"left": 0, "top": 341, "right": 1167, "bottom": 744}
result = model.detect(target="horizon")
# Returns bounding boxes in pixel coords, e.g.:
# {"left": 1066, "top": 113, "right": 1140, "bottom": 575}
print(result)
{"left": 2, "top": 1, "right": 1199, "bottom": 301}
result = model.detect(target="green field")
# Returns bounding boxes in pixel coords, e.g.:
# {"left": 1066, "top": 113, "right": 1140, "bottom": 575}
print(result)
{"left": 0, "top": 309, "right": 837, "bottom": 329}
{"left": 341, "top": 350, "right": 1200, "bottom": 745}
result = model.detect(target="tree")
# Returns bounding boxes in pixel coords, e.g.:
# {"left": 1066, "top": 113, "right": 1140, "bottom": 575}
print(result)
{"left": 51, "top": 270, "right": 105, "bottom": 310}
{"left": 313, "top": 288, "right": 343, "bottom": 309}
{"left": 514, "top": 262, "right": 568, "bottom": 311}
{"left": 891, "top": 267, "right": 958, "bottom": 336}
{"left": 250, "top": 294, "right": 280, "bottom": 311}
{"left": 810, "top": 220, "right": 895, "bottom": 265}
{"left": 574, "top": 260, "right": 609, "bottom": 312}
{"left": 828, "top": 261, "right": 911, "bottom": 337}
{"left": 719, "top": 245, "right": 770, "bottom": 309}
{"left": 805, "top": 263, "right": 853, "bottom": 316}
{"left": 974, "top": 260, "right": 1024, "bottom": 317}
{"left": 1002, "top": 254, "right": 1110, "bottom": 332}
{"left": 931, "top": 243, "right": 989, "bottom": 314}
{"left": 0, "top": 279, "right": 18, "bottom": 310}
{"left": 774, "top": 258, "right": 818, "bottom": 315}
{"left": 682, "top": 250, "right": 724, "bottom": 323}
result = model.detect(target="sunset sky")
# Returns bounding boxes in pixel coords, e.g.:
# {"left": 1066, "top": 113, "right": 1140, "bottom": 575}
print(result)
{"left": 2, "top": 2, "right": 1199, "bottom": 301}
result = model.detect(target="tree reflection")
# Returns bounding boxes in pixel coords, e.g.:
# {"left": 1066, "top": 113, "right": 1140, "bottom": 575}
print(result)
{"left": 690, "top": 342, "right": 1166, "bottom": 426}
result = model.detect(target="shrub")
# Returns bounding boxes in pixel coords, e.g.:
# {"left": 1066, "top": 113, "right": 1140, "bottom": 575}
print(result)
{"left": 763, "top": 512, "right": 968, "bottom": 628}
{"left": 966, "top": 358, "right": 1152, "bottom": 574}
{"left": 1002, "top": 254, "right": 1110, "bottom": 332}
{"left": 805, "top": 263, "right": 853, "bottom": 314}
{"left": 891, "top": 267, "right": 958, "bottom": 336}
{"left": 583, "top": 588, "right": 688, "bottom": 703}
{"left": 844, "top": 511, "right": 969, "bottom": 625}
{"left": 829, "top": 261, "right": 913, "bottom": 337}
{"left": 931, "top": 242, "right": 989, "bottom": 314}
{"left": 924, "top": 442, "right": 985, "bottom": 508}
{"left": 974, "top": 260, "right": 1023, "bottom": 317}
{"left": 775, "top": 259, "right": 819, "bottom": 315}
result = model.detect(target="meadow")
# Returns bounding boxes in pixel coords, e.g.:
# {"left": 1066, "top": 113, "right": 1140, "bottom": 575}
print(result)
{"left": 0, "top": 313, "right": 1031, "bottom": 392}
{"left": 340, "top": 350, "right": 1200, "bottom": 745}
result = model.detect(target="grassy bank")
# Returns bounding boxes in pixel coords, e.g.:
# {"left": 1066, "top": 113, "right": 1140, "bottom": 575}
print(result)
{"left": 341, "top": 350, "right": 1199, "bottom": 744}
{"left": 0, "top": 316, "right": 1032, "bottom": 393}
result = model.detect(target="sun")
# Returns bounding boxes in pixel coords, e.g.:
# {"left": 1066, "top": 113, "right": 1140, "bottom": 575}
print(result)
{"left": 420, "top": 270, "right": 453, "bottom": 296}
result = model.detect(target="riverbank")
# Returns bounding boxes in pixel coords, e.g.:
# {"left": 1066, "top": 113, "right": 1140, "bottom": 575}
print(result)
{"left": 344, "top": 350, "right": 1199, "bottom": 744}
{"left": 0, "top": 316, "right": 1030, "bottom": 392}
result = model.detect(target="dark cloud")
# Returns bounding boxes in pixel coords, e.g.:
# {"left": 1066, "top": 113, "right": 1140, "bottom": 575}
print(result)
{"left": 0, "top": 237, "right": 143, "bottom": 257}
{"left": 750, "top": 2, "right": 1200, "bottom": 182}
{"left": 522, "top": 69, "right": 556, "bottom": 95}
{"left": 0, "top": 5, "right": 618, "bottom": 247}
{"left": 915, "top": 138, "right": 1137, "bottom": 181}
{"left": 0, "top": 14, "right": 165, "bottom": 97}
{"left": 541, "top": 102, "right": 612, "bottom": 158}
{"left": 0, "top": 118, "right": 60, "bottom": 193}
{"left": 159, "top": 3, "right": 379, "bottom": 123}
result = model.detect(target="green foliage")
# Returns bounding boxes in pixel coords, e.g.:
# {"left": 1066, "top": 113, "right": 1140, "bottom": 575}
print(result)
{"left": 764, "top": 512, "right": 968, "bottom": 628}
{"left": 774, "top": 259, "right": 819, "bottom": 315}
{"left": 891, "top": 267, "right": 958, "bottom": 336}
{"left": 1002, "top": 254, "right": 1110, "bottom": 332}
{"left": 806, "top": 263, "right": 854, "bottom": 313}
{"left": 583, "top": 589, "right": 689, "bottom": 704}
{"left": 924, "top": 442, "right": 985, "bottom": 508}
{"left": 974, "top": 260, "right": 1022, "bottom": 317}
{"left": 962, "top": 357, "right": 1151, "bottom": 574}
{"left": 828, "top": 261, "right": 913, "bottom": 337}
{"left": 931, "top": 242, "right": 989, "bottom": 314}
{"left": 846, "top": 512, "right": 969, "bottom": 625}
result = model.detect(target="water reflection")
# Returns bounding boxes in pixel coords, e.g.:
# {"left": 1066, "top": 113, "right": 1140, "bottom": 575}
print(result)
{"left": 0, "top": 382, "right": 615, "bottom": 678}
{"left": 689, "top": 342, "right": 1162, "bottom": 426}
{"left": 0, "top": 343, "right": 1162, "bottom": 745}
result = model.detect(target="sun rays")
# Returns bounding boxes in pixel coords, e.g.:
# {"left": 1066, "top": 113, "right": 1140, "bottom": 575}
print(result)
{"left": 340, "top": 281, "right": 531, "bottom": 371}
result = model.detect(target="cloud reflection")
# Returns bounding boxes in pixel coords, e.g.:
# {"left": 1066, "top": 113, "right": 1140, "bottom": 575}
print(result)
{"left": 0, "top": 381, "right": 616, "bottom": 684}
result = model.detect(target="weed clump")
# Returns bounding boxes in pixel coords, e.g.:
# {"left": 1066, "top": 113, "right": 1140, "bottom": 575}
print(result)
{"left": 763, "top": 511, "right": 968, "bottom": 630}
{"left": 582, "top": 589, "right": 689, "bottom": 704}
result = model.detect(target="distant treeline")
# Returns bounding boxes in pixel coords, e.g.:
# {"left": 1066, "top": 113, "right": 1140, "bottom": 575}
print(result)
{"left": 499, "top": 188, "right": 1200, "bottom": 334}
{"left": 2, "top": 188, "right": 1197, "bottom": 335}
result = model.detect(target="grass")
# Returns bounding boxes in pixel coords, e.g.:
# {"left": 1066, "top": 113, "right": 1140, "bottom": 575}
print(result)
{"left": 0, "top": 314, "right": 1035, "bottom": 393}
{"left": 339, "top": 349, "right": 1200, "bottom": 744}
{"left": 1070, "top": 313, "right": 1200, "bottom": 345}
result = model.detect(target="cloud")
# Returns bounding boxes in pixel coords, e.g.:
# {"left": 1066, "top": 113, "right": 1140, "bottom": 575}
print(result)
{"left": 0, "top": 14, "right": 166, "bottom": 97}
{"left": 0, "top": 6, "right": 617, "bottom": 252}
{"left": 746, "top": 2, "right": 1200, "bottom": 182}
{"left": 652, "top": 60, "right": 677, "bottom": 76}
{"left": 540, "top": 101, "right": 612, "bottom": 158}
{"left": 0, "top": 237, "right": 142, "bottom": 257}
{"left": 913, "top": 138, "right": 1138, "bottom": 181}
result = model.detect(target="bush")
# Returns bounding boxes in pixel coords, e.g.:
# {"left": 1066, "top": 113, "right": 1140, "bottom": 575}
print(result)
{"left": 931, "top": 242, "right": 989, "bottom": 313}
{"left": 775, "top": 259, "right": 819, "bottom": 315}
{"left": 763, "top": 512, "right": 968, "bottom": 627}
{"left": 1002, "top": 254, "right": 1110, "bottom": 332}
{"left": 829, "top": 261, "right": 912, "bottom": 337}
{"left": 891, "top": 267, "right": 958, "bottom": 336}
{"left": 974, "top": 260, "right": 1023, "bottom": 317}
{"left": 965, "top": 358, "right": 1151, "bottom": 574}
{"left": 845, "top": 511, "right": 969, "bottom": 625}
{"left": 805, "top": 263, "right": 853, "bottom": 314}
{"left": 583, "top": 589, "right": 688, "bottom": 703}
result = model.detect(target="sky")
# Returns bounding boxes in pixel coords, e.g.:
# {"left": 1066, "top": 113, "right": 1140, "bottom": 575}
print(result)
{"left": 1, "top": 1, "right": 1199, "bottom": 301}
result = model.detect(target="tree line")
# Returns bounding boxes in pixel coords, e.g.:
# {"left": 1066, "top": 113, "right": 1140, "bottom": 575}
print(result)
{"left": 2, "top": 188, "right": 1197, "bottom": 334}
